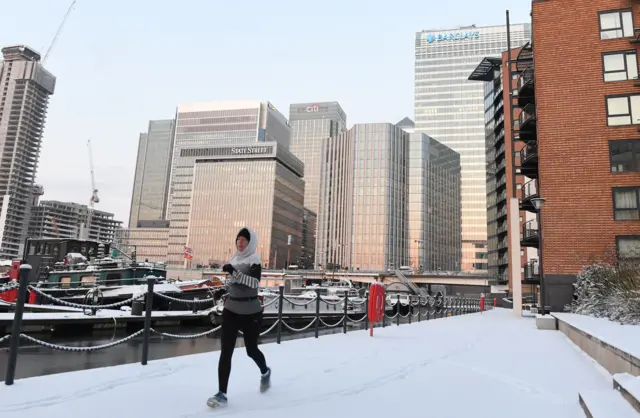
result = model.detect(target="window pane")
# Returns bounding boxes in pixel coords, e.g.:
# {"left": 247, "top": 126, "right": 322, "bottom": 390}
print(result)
{"left": 601, "top": 29, "right": 623, "bottom": 40}
{"left": 614, "top": 189, "right": 638, "bottom": 209}
{"left": 608, "top": 97, "right": 630, "bottom": 115}
{"left": 623, "top": 12, "right": 634, "bottom": 37}
{"left": 609, "top": 115, "right": 632, "bottom": 125}
{"left": 631, "top": 96, "right": 640, "bottom": 123}
{"left": 619, "top": 237, "right": 640, "bottom": 258}
{"left": 604, "top": 53, "right": 625, "bottom": 71}
{"left": 627, "top": 54, "right": 638, "bottom": 79}
{"left": 605, "top": 71, "right": 629, "bottom": 82}
{"left": 601, "top": 12, "right": 620, "bottom": 30}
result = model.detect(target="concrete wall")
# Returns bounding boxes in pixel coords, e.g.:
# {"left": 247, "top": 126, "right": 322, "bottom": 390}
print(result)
{"left": 556, "top": 316, "right": 640, "bottom": 377}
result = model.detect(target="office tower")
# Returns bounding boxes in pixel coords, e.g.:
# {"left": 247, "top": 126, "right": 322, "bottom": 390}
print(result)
{"left": 317, "top": 122, "right": 461, "bottom": 271}
{"left": 515, "top": 0, "right": 640, "bottom": 310}
{"left": 289, "top": 102, "right": 347, "bottom": 214}
{"left": 166, "top": 101, "right": 291, "bottom": 267}
{"left": 0, "top": 45, "right": 56, "bottom": 259}
{"left": 185, "top": 142, "right": 304, "bottom": 269}
{"left": 129, "top": 119, "right": 175, "bottom": 228}
{"left": 28, "top": 201, "right": 121, "bottom": 243}
{"left": 114, "top": 227, "right": 169, "bottom": 264}
{"left": 414, "top": 24, "right": 530, "bottom": 272}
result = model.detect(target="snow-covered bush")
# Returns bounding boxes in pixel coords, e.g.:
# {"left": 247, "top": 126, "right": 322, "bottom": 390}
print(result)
{"left": 569, "top": 263, "right": 640, "bottom": 324}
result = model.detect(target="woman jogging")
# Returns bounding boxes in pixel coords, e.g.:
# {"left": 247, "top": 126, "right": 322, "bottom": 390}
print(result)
{"left": 207, "top": 227, "right": 271, "bottom": 409}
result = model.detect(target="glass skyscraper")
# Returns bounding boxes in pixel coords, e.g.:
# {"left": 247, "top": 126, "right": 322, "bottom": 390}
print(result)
{"left": 289, "top": 102, "right": 347, "bottom": 215}
{"left": 414, "top": 24, "right": 530, "bottom": 272}
{"left": 166, "top": 101, "right": 290, "bottom": 267}
{"left": 317, "top": 122, "right": 460, "bottom": 271}
{"left": 129, "top": 119, "right": 175, "bottom": 228}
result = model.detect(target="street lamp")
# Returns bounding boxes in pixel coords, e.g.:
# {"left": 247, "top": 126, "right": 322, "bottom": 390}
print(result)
{"left": 530, "top": 197, "right": 546, "bottom": 315}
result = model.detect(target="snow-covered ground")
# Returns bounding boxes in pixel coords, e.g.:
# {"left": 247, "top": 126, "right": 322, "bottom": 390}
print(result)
{"left": 1, "top": 309, "right": 612, "bottom": 418}
{"left": 553, "top": 312, "right": 640, "bottom": 360}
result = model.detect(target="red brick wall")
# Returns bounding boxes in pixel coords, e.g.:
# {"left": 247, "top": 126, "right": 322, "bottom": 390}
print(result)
{"left": 533, "top": 0, "right": 640, "bottom": 274}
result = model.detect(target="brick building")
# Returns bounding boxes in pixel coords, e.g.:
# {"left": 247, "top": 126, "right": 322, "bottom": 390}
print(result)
{"left": 526, "top": 0, "right": 640, "bottom": 310}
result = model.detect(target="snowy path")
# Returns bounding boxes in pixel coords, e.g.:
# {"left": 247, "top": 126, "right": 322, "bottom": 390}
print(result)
{"left": 0, "top": 309, "right": 611, "bottom": 418}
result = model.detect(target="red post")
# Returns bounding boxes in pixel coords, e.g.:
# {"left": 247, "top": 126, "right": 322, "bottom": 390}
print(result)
{"left": 368, "top": 282, "right": 385, "bottom": 337}
{"left": 493, "top": 297, "right": 497, "bottom": 308}
{"left": 480, "top": 294, "right": 485, "bottom": 313}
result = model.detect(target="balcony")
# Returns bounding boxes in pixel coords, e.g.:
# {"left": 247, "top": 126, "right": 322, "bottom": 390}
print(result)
{"left": 517, "top": 67, "right": 535, "bottom": 107}
{"left": 518, "top": 103, "right": 537, "bottom": 143}
{"left": 496, "top": 175, "right": 507, "bottom": 191}
{"left": 497, "top": 238, "right": 508, "bottom": 251}
{"left": 497, "top": 189, "right": 507, "bottom": 204}
{"left": 520, "top": 179, "right": 539, "bottom": 212}
{"left": 494, "top": 129, "right": 505, "bottom": 147}
{"left": 519, "top": 142, "right": 538, "bottom": 178}
{"left": 497, "top": 254, "right": 509, "bottom": 266}
{"left": 497, "top": 222, "right": 508, "bottom": 236}
{"left": 496, "top": 206, "right": 507, "bottom": 220}
{"left": 496, "top": 158, "right": 506, "bottom": 174}
{"left": 521, "top": 220, "right": 539, "bottom": 248}
{"left": 522, "top": 260, "right": 540, "bottom": 285}
{"left": 496, "top": 143, "right": 506, "bottom": 158}
{"left": 494, "top": 113, "right": 505, "bottom": 133}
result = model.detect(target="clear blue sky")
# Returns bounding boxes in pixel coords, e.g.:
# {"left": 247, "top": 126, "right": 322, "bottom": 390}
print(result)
{"left": 1, "top": 0, "right": 530, "bottom": 224}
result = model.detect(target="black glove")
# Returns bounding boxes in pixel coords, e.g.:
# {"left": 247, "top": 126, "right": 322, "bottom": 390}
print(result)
{"left": 222, "top": 264, "right": 235, "bottom": 274}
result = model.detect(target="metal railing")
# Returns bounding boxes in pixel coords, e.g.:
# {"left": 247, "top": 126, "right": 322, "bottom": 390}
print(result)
{"left": 521, "top": 142, "right": 538, "bottom": 163}
{"left": 2, "top": 266, "right": 484, "bottom": 386}
{"left": 523, "top": 179, "right": 538, "bottom": 201}
{"left": 519, "top": 103, "right": 536, "bottom": 127}
{"left": 522, "top": 220, "right": 539, "bottom": 241}
{"left": 518, "top": 67, "right": 534, "bottom": 90}
{"left": 524, "top": 260, "right": 540, "bottom": 279}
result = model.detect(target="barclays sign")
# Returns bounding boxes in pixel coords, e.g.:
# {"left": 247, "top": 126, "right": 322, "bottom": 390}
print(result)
{"left": 425, "top": 31, "right": 480, "bottom": 43}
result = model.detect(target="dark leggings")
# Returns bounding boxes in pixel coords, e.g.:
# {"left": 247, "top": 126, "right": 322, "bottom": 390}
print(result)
{"left": 218, "top": 309, "right": 268, "bottom": 394}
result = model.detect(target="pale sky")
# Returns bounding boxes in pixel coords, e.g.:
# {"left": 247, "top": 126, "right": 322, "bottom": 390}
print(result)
{"left": 0, "top": 0, "right": 530, "bottom": 224}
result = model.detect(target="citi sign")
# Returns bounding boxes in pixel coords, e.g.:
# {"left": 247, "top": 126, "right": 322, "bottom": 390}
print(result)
{"left": 426, "top": 31, "right": 480, "bottom": 43}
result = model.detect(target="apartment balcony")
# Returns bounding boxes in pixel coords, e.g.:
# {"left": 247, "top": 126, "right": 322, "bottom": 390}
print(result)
{"left": 497, "top": 238, "right": 508, "bottom": 251}
{"left": 497, "top": 221, "right": 508, "bottom": 236}
{"left": 518, "top": 103, "right": 537, "bottom": 143}
{"left": 494, "top": 113, "right": 505, "bottom": 133}
{"left": 521, "top": 220, "right": 540, "bottom": 248}
{"left": 494, "top": 129, "right": 505, "bottom": 147}
{"left": 517, "top": 67, "right": 535, "bottom": 107}
{"left": 496, "top": 143, "right": 506, "bottom": 158}
{"left": 496, "top": 158, "right": 506, "bottom": 174}
{"left": 497, "top": 254, "right": 509, "bottom": 266}
{"left": 519, "top": 142, "right": 538, "bottom": 178}
{"left": 520, "top": 179, "right": 539, "bottom": 212}
{"left": 522, "top": 260, "right": 540, "bottom": 285}
{"left": 496, "top": 206, "right": 507, "bottom": 220}
{"left": 496, "top": 175, "right": 507, "bottom": 191}
{"left": 497, "top": 189, "right": 507, "bottom": 204}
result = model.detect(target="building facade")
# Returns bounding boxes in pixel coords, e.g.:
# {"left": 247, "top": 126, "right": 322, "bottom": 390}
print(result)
{"left": 469, "top": 50, "right": 538, "bottom": 298}
{"left": 0, "top": 45, "right": 56, "bottom": 259}
{"left": 317, "top": 122, "right": 461, "bottom": 271}
{"left": 288, "top": 102, "right": 347, "bottom": 214}
{"left": 185, "top": 143, "right": 304, "bottom": 269}
{"left": 524, "top": 0, "right": 640, "bottom": 310}
{"left": 414, "top": 24, "right": 530, "bottom": 272}
{"left": 28, "top": 201, "right": 122, "bottom": 243}
{"left": 299, "top": 208, "right": 316, "bottom": 269}
{"left": 166, "top": 101, "right": 291, "bottom": 267}
{"left": 114, "top": 227, "right": 169, "bottom": 264}
{"left": 129, "top": 119, "right": 175, "bottom": 228}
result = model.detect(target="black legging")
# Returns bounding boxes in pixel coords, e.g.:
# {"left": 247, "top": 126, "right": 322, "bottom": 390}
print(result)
{"left": 218, "top": 308, "right": 268, "bottom": 394}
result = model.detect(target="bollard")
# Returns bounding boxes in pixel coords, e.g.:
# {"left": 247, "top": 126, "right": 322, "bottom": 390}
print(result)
{"left": 141, "top": 277, "right": 155, "bottom": 366}
{"left": 5, "top": 264, "right": 32, "bottom": 386}
{"left": 314, "top": 288, "right": 321, "bottom": 339}
{"left": 364, "top": 291, "right": 369, "bottom": 330}
{"left": 343, "top": 290, "right": 348, "bottom": 334}
{"left": 276, "top": 285, "right": 284, "bottom": 344}
{"left": 192, "top": 297, "right": 199, "bottom": 314}
{"left": 396, "top": 294, "right": 400, "bottom": 326}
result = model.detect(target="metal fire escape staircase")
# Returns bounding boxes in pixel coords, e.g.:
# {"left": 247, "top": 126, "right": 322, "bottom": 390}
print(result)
{"left": 394, "top": 269, "right": 430, "bottom": 298}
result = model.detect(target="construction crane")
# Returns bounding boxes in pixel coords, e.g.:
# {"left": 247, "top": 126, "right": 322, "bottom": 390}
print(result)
{"left": 83, "top": 139, "right": 100, "bottom": 240}
{"left": 42, "top": 0, "right": 77, "bottom": 65}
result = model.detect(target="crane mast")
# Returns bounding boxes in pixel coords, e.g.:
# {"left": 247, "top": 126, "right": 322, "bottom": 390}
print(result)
{"left": 42, "top": 0, "right": 77, "bottom": 65}
{"left": 83, "top": 139, "right": 100, "bottom": 240}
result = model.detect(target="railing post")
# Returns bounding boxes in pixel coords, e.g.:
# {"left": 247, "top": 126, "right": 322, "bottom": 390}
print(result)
{"left": 396, "top": 294, "right": 400, "bottom": 326}
{"left": 417, "top": 297, "right": 421, "bottom": 323}
{"left": 141, "top": 277, "right": 155, "bottom": 366}
{"left": 343, "top": 290, "right": 348, "bottom": 334}
{"left": 276, "top": 285, "right": 284, "bottom": 344}
{"left": 315, "top": 288, "right": 321, "bottom": 339}
{"left": 408, "top": 297, "right": 412, "bottom": 324}
{"left": 5, "top": 264, "right": 32, "bottom": 386}
{"left": 364, "top": 291, "right": 369, "bottom": 331}
{"left": 192, "top": 297, "right": 199, "bottom": 314}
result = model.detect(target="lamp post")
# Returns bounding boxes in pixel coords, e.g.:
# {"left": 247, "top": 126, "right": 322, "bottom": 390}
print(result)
{"left": 530, "top": 197, "right": 546, "bottom": 315}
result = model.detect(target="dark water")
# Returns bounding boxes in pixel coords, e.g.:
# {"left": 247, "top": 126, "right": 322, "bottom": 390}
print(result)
{"left": 0, "top": 312, "right": 440, "bottom": 382}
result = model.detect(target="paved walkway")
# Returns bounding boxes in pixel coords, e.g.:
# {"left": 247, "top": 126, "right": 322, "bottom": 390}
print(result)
{"left": 1, "top": 309, "right": 611, "bottom": 418}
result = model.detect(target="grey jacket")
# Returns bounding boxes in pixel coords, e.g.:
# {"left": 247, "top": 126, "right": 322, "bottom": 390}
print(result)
{"left": 223, "top": 262, "right": 262, "bottom": 315}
